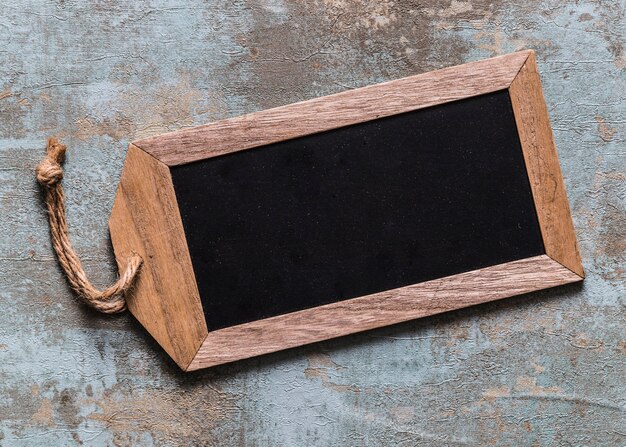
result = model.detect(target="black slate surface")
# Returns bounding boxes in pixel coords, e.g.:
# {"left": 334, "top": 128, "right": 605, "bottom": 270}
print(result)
{"left": 171, "top": 90, "right": 544, "bottom": 331}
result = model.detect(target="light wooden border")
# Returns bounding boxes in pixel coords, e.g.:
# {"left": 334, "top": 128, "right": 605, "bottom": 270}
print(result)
{"left": 187, "top": 255, "right": 580, "bottom": 370}
{"left": 109, "top": 144, "right": 208, "bottom": 369}
{"left": 509, "top": 52, "right": 584, "bottom": 277}
{"left": 111, "top": 50, "right": 584, "bottom": 371}
{"left": 133, "top": 51, "right": 531, "bottom": 166}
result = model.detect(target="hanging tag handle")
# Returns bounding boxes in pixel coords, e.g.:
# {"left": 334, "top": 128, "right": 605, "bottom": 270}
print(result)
{"left": 36, "top": 138, "right": 142, "bottom": 314}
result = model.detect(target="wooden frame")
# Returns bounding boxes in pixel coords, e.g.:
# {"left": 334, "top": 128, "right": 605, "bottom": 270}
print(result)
{"left": 109, "top": 50, "right": 584, "bottom": 371}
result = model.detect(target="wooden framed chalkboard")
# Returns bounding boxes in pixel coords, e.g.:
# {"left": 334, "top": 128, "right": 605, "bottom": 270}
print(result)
{"left": 109, "top": 50, "right": 584, "bottom": 371}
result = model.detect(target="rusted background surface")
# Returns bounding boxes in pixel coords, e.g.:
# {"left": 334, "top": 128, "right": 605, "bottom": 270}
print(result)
{"left": 1, "top": 1, "right": 624, "bottom": 445}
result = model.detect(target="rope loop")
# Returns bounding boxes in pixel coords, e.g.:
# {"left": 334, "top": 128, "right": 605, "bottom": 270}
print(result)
{"left": 36, "top": 138, "right": 142, "bottom": 314}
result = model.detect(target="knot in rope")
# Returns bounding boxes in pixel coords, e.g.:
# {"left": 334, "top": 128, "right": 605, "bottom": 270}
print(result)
{"left": 36, "top": 139, "right": 66, "bottom": 188}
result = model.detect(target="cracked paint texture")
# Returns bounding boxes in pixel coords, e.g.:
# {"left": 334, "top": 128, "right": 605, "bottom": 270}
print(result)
{"left": 0, "top": 0, "right": 624, "bottom": 445}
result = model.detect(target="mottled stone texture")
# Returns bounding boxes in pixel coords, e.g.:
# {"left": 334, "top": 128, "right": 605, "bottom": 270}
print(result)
{"left": 0, "top": 0, "right": 624, "bottom": 445}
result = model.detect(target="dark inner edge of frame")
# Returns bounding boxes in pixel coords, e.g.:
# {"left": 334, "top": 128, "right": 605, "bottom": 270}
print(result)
{"left": 171, "top": 89, "right": 545, "bottom": 332}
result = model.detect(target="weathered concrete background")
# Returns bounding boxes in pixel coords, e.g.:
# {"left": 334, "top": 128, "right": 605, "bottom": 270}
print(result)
{"left": 0, "top": 1, "right": 624, "bottom": 445}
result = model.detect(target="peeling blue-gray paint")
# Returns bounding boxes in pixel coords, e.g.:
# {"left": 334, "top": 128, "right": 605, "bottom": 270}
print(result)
{"left": 0, "top": 0, "right": 624, "bottom": 445}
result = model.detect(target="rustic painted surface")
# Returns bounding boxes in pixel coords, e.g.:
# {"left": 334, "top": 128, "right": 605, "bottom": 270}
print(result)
{"left": 0, "top": 0, "right": 624, "bottom": 445}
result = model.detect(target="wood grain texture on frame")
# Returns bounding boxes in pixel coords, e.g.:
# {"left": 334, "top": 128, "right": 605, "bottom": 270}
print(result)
{"left": 109, "top": 50, "right": 585, "bottom": 371}
{"left": 187, "top": 255, "right": 581, "bottom": 370}
{"left": 509, "top": 52, "right": 584, "bottom": 278}
{"left": 132, "top": 51, "right": 532, "bottom": 166}
{"left": 109, "top": 144, "right": 208, "bottom": 370}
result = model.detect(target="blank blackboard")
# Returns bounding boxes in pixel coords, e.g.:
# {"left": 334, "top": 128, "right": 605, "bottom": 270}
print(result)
{"left": 110, "top": 51, "right": 583, "bottom": 370}
{"left": 171, "top": 90, "right": 544, "bottom": 331}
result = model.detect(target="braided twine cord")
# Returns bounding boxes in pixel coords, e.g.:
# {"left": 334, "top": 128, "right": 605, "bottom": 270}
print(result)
{"left": 35, "top": 138, "right": 142, "bottom": 314}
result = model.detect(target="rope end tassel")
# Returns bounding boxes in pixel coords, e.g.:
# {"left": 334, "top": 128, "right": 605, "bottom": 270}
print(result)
{"left": 36, "top": 138, "right": 142, "bottom": 314}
